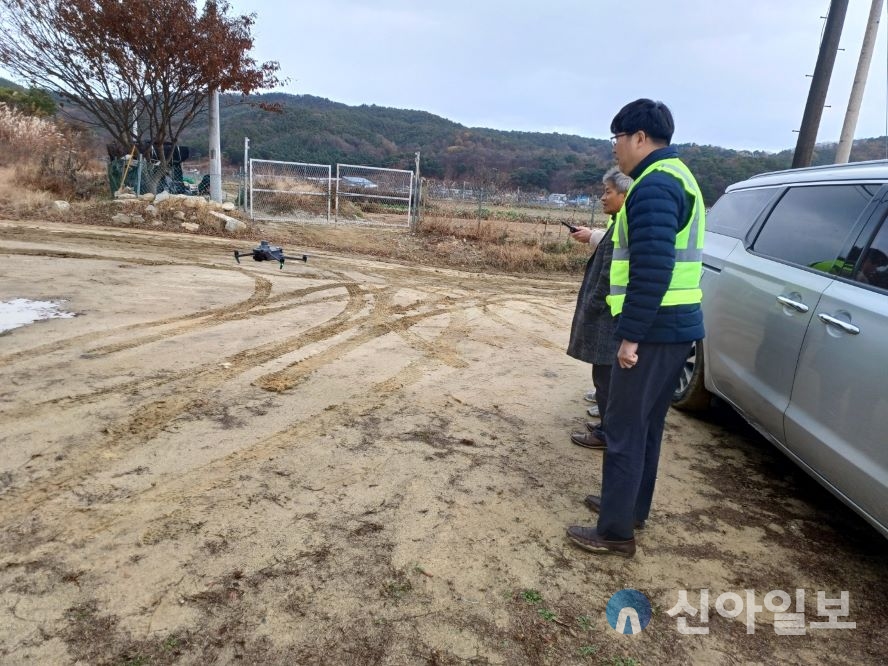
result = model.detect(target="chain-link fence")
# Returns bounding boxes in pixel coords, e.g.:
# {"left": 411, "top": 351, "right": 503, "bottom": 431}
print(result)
{"left": 238, "top": 154, "right": 603, "bottom": 238}
{"left": 417, "top": 176, "right": 605, "bottom": 244}
{"left": 423, "top": 180, "right": 598, "bottom": 210}
{"left": 249, "top": 159, "right": 331, "bottom": 222}
{"left": 243, "top": 160, "right": 415, "bottom": 227}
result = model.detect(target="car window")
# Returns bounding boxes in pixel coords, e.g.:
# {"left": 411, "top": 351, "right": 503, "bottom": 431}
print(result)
{"left": 707, "top": 187, "right": 778, "bottom": 239}
{"left": 752, "top": 184, "right": 878, "bottom": 273}
{"left": 852, "top": 220, "right": 888, "bottom": 290}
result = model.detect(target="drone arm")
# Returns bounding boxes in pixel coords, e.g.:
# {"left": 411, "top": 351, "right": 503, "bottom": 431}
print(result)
{"left": 276, "top": 255, "right": 308, "bottom": 270}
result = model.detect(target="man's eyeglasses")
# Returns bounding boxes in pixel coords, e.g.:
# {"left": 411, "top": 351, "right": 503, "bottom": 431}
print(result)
{"left": 610, "top": 132, "right": 629, "bottom": 146}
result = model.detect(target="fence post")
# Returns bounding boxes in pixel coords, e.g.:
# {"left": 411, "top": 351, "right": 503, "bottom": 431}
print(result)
{"left": 411, "top": 151, "right": 421, "bottom": 231}
{"left": 243, "top": 137, "right": 250, "bottom": 212}
{"left": 248, "top": 158, "right": 253, "bottom": 220}
{"left": 334, "top": 163, "right": 339, "bottom": 224}
{"left": 135, "top": 153, "right": 143, "bottom": 195}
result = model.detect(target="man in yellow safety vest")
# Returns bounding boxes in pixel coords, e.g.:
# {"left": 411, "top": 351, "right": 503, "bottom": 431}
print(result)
{"left": 567, "top": 99, "right": 705, "bottom": 558}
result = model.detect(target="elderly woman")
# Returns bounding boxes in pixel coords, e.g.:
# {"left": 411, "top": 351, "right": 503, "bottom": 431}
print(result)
{"left": 565, "top": 166, "right": 632, "bottom": 449}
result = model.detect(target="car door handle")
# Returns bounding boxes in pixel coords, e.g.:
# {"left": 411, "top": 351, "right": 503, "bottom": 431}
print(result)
{"left": 776, "top": 295, "right": 809, "bottom": 313}
{"left": 818, "top": 313, "right": 860, "bottom": 335}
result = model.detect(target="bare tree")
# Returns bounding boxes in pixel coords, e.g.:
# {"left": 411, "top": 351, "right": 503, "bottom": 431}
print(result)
{"left": 0, "top": 0, "right": 280, "bottom": 157}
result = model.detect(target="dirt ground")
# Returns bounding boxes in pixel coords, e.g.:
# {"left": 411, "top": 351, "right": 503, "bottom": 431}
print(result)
{"left": 0, "top": 219, "right": 885, "bottom": 665}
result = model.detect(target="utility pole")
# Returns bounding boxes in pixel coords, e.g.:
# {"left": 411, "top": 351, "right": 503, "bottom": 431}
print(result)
{"left": 793, "top": 0, "right": 849, "bottom": 168}
{"left": 208, "top": 88, "right": 222, "bottom": 202}
{"left": 836, "top": 0, "right": 883, "bottom": 163}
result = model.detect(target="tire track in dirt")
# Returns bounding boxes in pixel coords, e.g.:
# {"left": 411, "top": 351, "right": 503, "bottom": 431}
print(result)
{"left": 0, "top": 234, "right": 365, "bottom": 367}
{"left": 481, "top": 303, "right": 565, "bottom": 352}
{"left": 0, "top": 282, "right": 370, "bottom": 423}
{"left": 81, "top": 282, "right": 352, "bottom": 358}
{"left": 0, "top": 283, "right": 372, "bottom": 525}
{"left": 0, "top": 245, "right": 176, "bottom": 266}
{"left": 1, "top": 278, "right": 524, "bottom": 426}
{"left": 253, "top": 292, "right": 481, "bottom": 393}
{"left": 0, "top": 260, "right": 273, "bottom": 368}
{"left": 12, "top": 282, "right": 366, "bottom": 410}
{"left": 1, "top": 222, "right": 579, "bottom": 300}
{"left": 35, "top": 283, "right": 361, "bottom": 413}
{"left": 19, "top": 304, "right": 475, "bottom": 543}
{"left": 0, "top": 224, "right": 240, "bottom": 259}
{"left": 516, "top": 298, "right": 575, "bottom": 329}
{"left": 1, "top": 227, "right": 557, "bottom": 526}
{"left": 0, "top": 286, "right": 486, "bottom": 528}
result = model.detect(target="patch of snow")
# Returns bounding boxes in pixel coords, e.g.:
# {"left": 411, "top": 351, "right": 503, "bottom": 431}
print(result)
{"left": 0, "top": 299, "right": 76, "bottom": 333}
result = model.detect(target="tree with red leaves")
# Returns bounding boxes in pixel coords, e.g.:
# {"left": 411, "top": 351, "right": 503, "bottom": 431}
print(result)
{"left": 0, "top": 0, "right": 280, "bottom": 157}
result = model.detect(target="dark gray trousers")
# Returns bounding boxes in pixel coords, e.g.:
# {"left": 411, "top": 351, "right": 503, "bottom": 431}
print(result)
{"left": 592, "top": 363, "right": 612, "bottom": 429}
{"left": 597, "top": 341, "right": 692, "bottom": 540}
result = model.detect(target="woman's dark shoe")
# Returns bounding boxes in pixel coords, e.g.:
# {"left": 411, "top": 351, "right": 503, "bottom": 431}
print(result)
{"left": 571, "top": 432, "right": 607, "bottom": 450}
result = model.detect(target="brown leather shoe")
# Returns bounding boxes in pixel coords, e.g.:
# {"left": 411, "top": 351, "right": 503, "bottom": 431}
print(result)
{"left": 582, "top": 495, "right": 645, "bottom": 529}
{"left": 566, "top": 525, "right": 636, "bottom": 557}
{"left": 584, "top": 421, "right": 602, "bottom": 433}
{"left": 570, "top": 432, "right": 606, "bottom": 450}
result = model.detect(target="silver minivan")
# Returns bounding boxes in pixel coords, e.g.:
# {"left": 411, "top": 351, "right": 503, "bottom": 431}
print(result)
{"left": 673, "top": 160, "right": 888, "bottom": 538}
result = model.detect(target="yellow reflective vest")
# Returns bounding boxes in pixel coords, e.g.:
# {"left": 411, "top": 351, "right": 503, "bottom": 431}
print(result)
{"left": 607, "top": 157, "right": 705, "bottom": 316}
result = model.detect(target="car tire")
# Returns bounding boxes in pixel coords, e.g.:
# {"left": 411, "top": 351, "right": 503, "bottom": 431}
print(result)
{"left": 672, "top": 340, "right": 711, "bottom": 412}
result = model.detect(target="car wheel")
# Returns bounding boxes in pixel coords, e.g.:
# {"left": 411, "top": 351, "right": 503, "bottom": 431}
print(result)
{"left": 672, "top": 340, "right": 711, "bottom": 412}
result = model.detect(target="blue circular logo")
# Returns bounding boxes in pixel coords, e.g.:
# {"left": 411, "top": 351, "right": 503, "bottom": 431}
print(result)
{"left": 606, "top": 589, "right": 652, "bottom": 634}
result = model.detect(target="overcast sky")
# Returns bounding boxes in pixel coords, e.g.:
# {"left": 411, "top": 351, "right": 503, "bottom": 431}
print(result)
{"left": 223, "top": 0, "right": 888, "bottom": 152}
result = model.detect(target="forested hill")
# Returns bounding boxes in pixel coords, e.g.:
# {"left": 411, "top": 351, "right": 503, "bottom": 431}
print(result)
{"left": 5, "top": 78, "right": 887, "bottom": 204}
{"left": 54, "top": 87, "right": 888, "bottom": 206}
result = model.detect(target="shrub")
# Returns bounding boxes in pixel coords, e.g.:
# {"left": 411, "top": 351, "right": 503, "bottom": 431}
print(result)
{"left": 0, "top": 103, "right": 100, "bottom": 199}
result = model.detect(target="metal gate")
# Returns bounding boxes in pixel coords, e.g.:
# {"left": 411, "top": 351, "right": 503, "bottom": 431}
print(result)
{"left": 249, "top": 159, "right": 331, "bottom": 222}
{"left": 248, "top": 159, "right": 415, "bottom": 227}
{"left": 335, "top": 164, "right": 414, "bottom": 227}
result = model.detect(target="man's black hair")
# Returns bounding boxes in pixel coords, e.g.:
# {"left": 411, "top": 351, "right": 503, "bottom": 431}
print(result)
{"left": 610, "top": 98, "right": 675, "bottom": 145}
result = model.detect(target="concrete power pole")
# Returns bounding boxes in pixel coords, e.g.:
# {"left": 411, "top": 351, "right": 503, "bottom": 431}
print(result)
{"left": 208, "top": 88, "right": 222, "bottom": 202}
{"left": 836, "top": 0, "right": 884, "bottom": 163}
{"left": 793, "top": 0, "right": 849, "bottom": 168}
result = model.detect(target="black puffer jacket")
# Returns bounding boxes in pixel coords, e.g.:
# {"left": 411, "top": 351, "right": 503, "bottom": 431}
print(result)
{"left": 617, "top": 146, "right": 704, "bottom": 344}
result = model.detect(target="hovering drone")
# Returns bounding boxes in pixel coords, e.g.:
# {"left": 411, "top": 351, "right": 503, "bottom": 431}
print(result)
{"left": 233, "top": 240, "right": 308, "bottom": 269}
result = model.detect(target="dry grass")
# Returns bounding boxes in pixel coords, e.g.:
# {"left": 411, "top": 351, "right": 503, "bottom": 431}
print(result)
{"left": 253, "top": 212, "right": 591, "bottom": 275}
{"left": 0, "top": 103, "right": 104, "bottom": 202}
{"left": 424, "top": 198, "right": 596, "bottom": 225}
{"left": 414, "top": 213, "right": 596, "bottom": 272}
{"left": 0, "top": 166, "right": 55, "bottom": 216}
{"left": 0, "top": 104, "right": 63, "bottom": 162}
